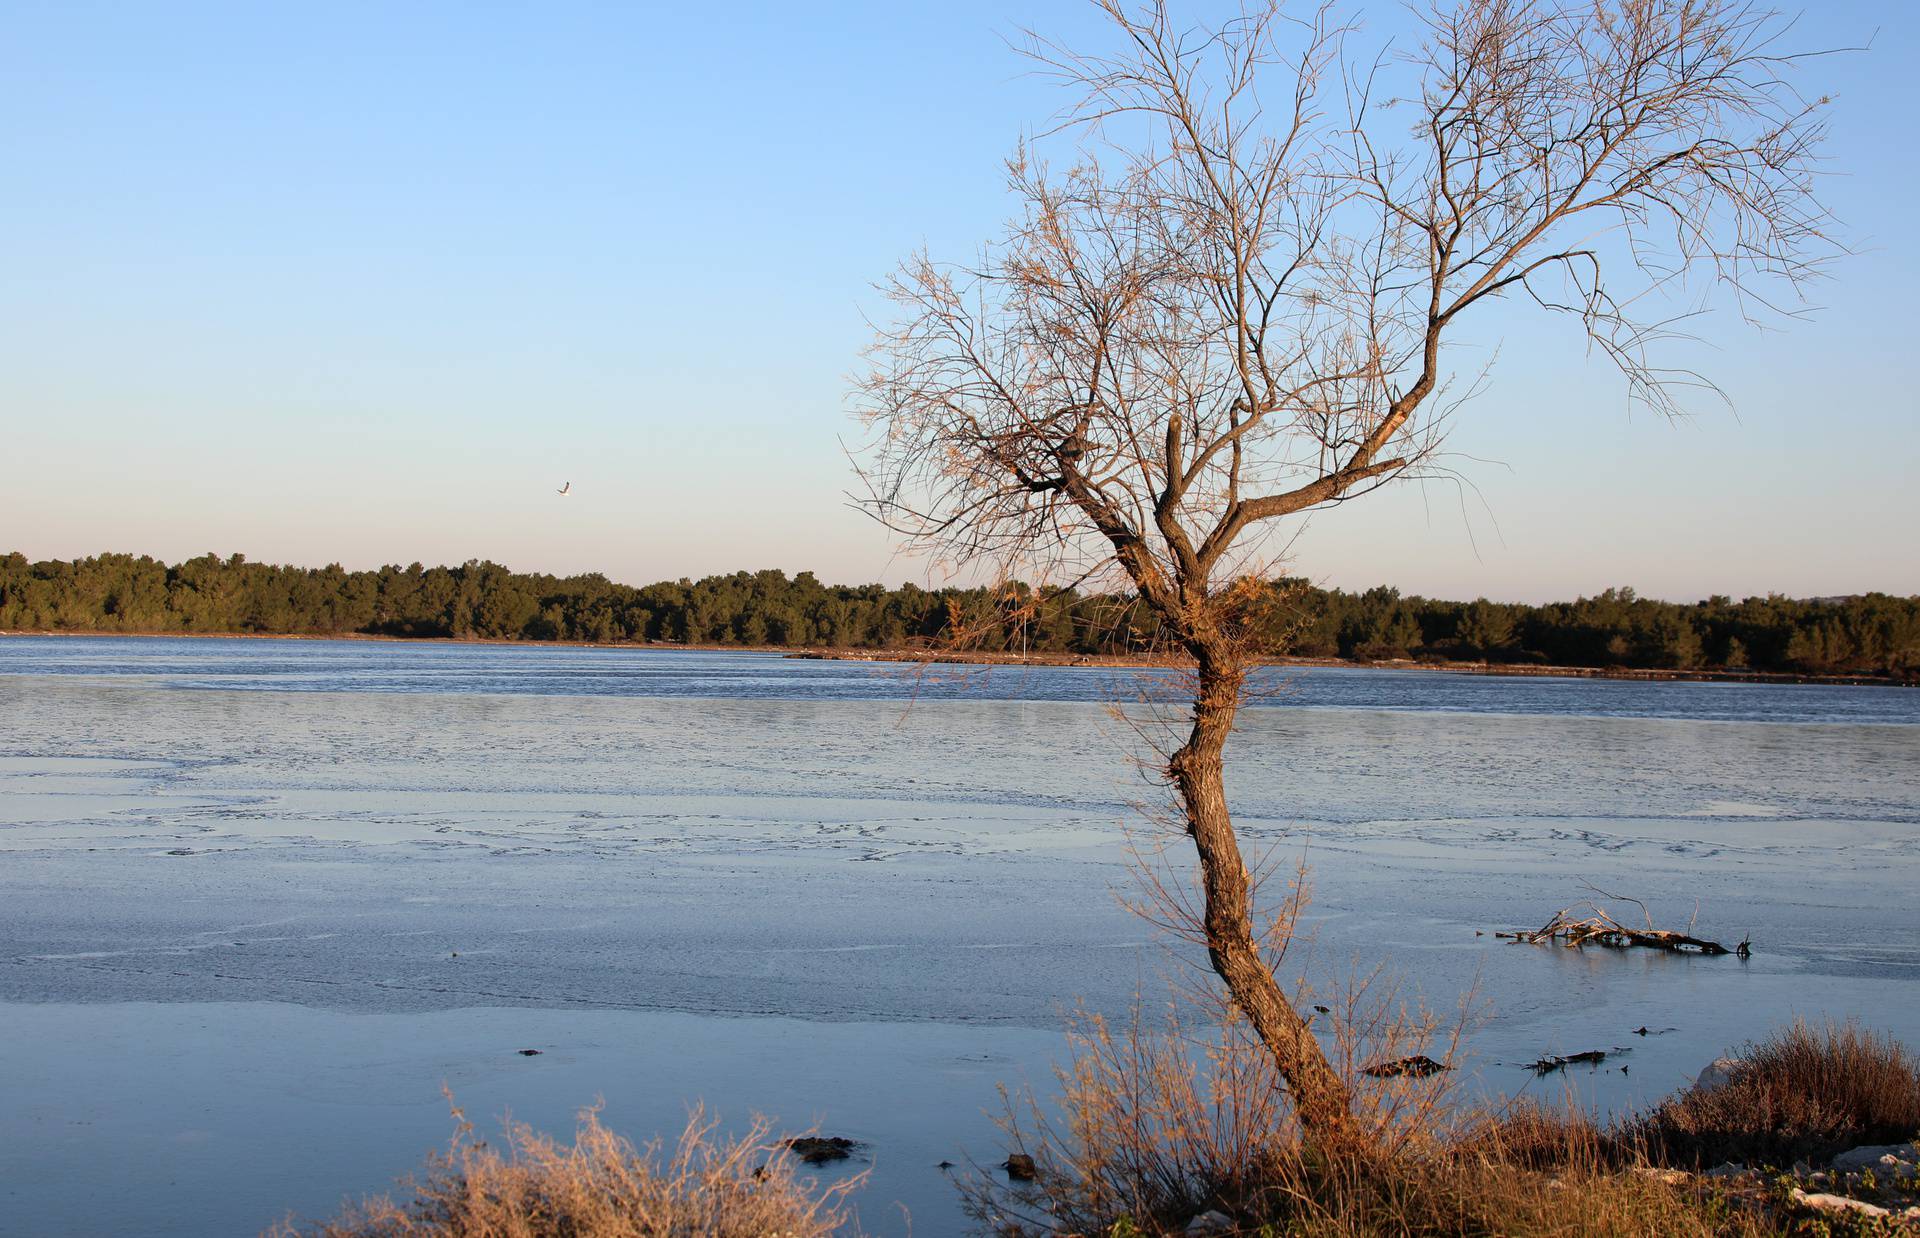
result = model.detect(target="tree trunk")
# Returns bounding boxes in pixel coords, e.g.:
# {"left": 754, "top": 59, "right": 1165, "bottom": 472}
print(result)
{"left": 1169, "top": 645, "right": 1359, "bottom": 1145}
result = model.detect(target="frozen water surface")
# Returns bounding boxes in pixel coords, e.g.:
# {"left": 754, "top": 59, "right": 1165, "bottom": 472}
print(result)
{"left": 2, "top": 637, "right": 1917, "bottom": 1235}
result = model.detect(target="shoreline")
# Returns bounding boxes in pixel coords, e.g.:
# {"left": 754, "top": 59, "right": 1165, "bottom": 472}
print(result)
{"left": 0, "top": 627, "right": 1909, "bottom": 688}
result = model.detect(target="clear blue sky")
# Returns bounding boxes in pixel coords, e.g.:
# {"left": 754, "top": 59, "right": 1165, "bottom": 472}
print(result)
{"left": 3, "top": 1, "right": 1912, "bottom": 603}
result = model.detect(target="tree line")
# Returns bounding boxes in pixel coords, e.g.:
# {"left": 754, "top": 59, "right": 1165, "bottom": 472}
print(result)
{"left": 2, "top": 552, "right": 1915, "bottom": 678}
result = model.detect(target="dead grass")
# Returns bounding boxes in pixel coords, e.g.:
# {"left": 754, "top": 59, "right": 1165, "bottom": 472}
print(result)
{"left": 978, "top": 1095, "right": 1771, "bottom": 1236}
{"left": 969, "top": 1012, "right": 1920, "bottom": 1236}
{"left": 272, "top": 1020, "right": 1919, "bottom": 1237}
{"left": 966, "top": 1003, "right": 1296, "bottom": 1232}
{"left": 269, "top": 1099, "right": 864, "bottom": 1238}
{"left": 1626, "top": 1020, "right": 1920, "bottom": 1170}
{"left": 1224, "top": 1144, "right": 1771, "bottom": 1238}
{"left": 965, "top": 977, "right": 1485, "bottom": 1236}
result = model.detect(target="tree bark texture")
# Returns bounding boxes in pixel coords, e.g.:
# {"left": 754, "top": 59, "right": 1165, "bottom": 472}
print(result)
{"left": 1169, "top": 645, "right": 1359, "bottom": 1145}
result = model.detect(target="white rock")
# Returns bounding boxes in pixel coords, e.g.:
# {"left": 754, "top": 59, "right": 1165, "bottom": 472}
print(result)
{"left": 1693, "top": 1057, "right": 1744, "bottom": 1091}
{"left": 1704, "top": 1162, "right": 1747, "bottom": 1179}
{"left": 1781, "top": 1182, "right": 1920, "bottom": 1220}
{"left": 1632, "top": 1166, "right": 1691, "bottom": 1185}
{"left": 1186, "top": 1210, "right": 1234, "bottom": 1235}
{"left": 1789, "top": 1187, "right": 1895, "bottom": 1218}
{"left": 1831, "top": 1142, "right": 1920, "bottom": 1178}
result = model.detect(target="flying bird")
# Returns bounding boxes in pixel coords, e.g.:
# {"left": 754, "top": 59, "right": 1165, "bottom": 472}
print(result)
{"left": 556, "top": 482, "right": 571, "bottom": 496}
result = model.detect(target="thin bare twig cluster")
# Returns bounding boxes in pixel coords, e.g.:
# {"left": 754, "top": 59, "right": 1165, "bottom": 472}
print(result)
{"left": 856, "top": 0, "right": 1837, "bottom": 606}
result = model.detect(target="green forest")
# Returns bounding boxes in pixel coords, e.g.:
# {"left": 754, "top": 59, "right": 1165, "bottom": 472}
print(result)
{"left": 3, "top": 551, "right": 1916, "bottom": 678}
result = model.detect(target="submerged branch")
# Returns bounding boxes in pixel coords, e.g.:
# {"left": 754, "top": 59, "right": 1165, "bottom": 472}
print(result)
{"left": 1498, "top": 906, "right": 1751, "bottom": 957}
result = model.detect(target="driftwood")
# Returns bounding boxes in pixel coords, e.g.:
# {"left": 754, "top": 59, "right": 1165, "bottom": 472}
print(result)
{"left": 1527, "top": 1049, "right": 1618, "bottom": 1074}
{"left": 1497, "top": 888, "right": 1751, "bottom": 957}
{"left": 1362, "top": 1054, "right": 1452, "bottom": 1079}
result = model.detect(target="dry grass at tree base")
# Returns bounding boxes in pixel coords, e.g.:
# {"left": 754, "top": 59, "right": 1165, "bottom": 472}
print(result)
{"left": 269, "top": 1100, "right": 863, "bottom": 1238}
{"left": 982, "top": 1107, "right": 1778, "bottom": 1237}
{"left": 967, "top": 1018, "right": 1920, "bottom": 1237}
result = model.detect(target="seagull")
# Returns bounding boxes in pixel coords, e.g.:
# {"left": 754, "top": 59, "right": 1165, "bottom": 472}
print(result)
{"left": 556, "top": 482, "right": 571, "bottom": 496}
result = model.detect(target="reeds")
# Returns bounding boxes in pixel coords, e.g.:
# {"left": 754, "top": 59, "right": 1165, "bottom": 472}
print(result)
{"left": 275, "top": 1020, "right": 1920, "bottom": 1236}
{"left": 270, "top": 1099, "right": 864, "bottom": 1238}
{"left": 1625, "top": 1019, "right": 1920, "bottom": 1170}
{"left": 966, "top": 1011, "right": 1917, "bottom": 1236}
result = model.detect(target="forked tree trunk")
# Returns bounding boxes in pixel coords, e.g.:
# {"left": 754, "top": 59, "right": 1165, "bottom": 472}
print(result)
{"left": 1168, "top": 645, "right": 1359, "bottom": 1145}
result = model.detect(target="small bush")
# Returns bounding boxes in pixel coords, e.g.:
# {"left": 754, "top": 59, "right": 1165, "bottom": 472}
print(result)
{"left": 979, "top": 1090, "right": 1770, "bottom": 1236}
{"left": 964, "top": 977, "right": 1481, "bottom": 1237}
{"left": 966, "top": 1004, "right": 1297, "bottom": 1234}
{"left": 969, "top": 1014, "right": 1920, "bottom": 1235}
{"left": 270, "top": 1101, "right": 863, "bottom": 1238}
{"left": 1628, "top": 1020, "right": 1920, "bottom": 1169}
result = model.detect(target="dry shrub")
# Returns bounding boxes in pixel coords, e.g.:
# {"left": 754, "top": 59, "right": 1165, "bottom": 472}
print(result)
{"left": 1452, "top": 1098, "right": 1615, "bottom": 1173}
{"left": 968, "top": 1007, "right": 1886, "bottom": 1236}
{"left": 966, "top": 1003, "right": 1293, "bottom": 1232}
{"left": 270, "top": 1099, "right": 864, "bottom": 1238}
{"left": 1627, "top": 1019, "right": 1920, "bottom": 1170}
{"left": 965, "top": 988, "right": 1472, "bottom": 1236}
{"left": 974, "top": 1043, "right": 1775, "bottom": 1237}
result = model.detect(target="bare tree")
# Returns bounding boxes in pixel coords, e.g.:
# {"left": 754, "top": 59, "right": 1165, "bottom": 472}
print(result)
{"left": 856, "top": 0, "right": 1835, "bottom": 1145}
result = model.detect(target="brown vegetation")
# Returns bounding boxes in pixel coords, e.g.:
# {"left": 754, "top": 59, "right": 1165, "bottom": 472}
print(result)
{"left": 270, "top": 1101, "right": 863, "bottom": 1238}
{"left": 969, "top": 1015, "right": 1918, "bottom": 1236}
{"left": 967, "top": 993, "right": 1471, "bottom": 1234}
{"left": 1626, "top": 1021, "right": 1920, "bottom": 1171}
{"left": 270, "top": 1022, "right": 1919, "bottom": 1236}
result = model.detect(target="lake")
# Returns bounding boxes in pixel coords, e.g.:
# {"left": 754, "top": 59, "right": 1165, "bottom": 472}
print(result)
{"left": 2, "top": 636, "right": 1917, "bottom": 1235}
